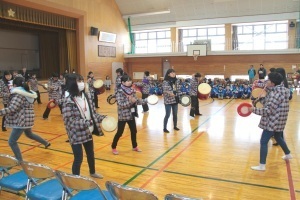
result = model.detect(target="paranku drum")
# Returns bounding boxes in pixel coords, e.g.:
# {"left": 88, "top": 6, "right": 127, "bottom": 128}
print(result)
{"left": 47, "top": 99, "right": 57, "bottom": 109}
{"left": 93, "top": 80, "right": 105, "bottom": 95}
{"left": 251, "top": 88, "right": 266, "bottom": 99}
{"left": 147, "top": 95, "right": 159, "bottom": 105}
{"left": 179, "top": 95, "right": 191, "bottom": 107}
{"left": 101, "top": 116, "right": 117, "bottom": 132}
{"left": 251, "top": 88, "right": 266, "bottom": 108}
{"left": 107, "top": 94, "right": 116, "bottom": 105}
{"left": 197, "top": 83, "right": 212, "bottom": 100}
{"left": 237, "top": 102, "right": 252, "bottom": 117}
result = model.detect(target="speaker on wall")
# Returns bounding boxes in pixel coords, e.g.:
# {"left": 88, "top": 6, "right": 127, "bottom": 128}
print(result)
{"left": 91, "top": 27, "right": 98, "bottom": 36}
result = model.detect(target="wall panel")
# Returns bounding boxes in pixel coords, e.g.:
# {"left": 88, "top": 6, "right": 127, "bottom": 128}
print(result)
{"left": 125, "top": 54, "right": 300, "bottom": 80}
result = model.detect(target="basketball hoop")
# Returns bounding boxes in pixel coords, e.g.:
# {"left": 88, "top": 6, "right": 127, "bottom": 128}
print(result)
{"left": 193, "top": 55, "right": 198, "bottom": 61}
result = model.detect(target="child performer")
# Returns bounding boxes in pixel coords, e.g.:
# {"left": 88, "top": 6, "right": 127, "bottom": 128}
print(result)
{"left": 62, "top": 73, "right": 105, "bottom": 178}
{"left": 189, "top": 73, "right": 202, "bottom": 117}
{"left": 28, "top": 73, "right": 44, "bottom": 104}
{"left": 0, "top": 77, "right": 50, "bottom": 161}
{"left": 0, "top": 71, "right": 13, "bottom": 131}
{"left": 134, "top": 71, "right": 152, "bottom": 113}
{"left": 111, "top": 75, "right": 147, "bottom": 155}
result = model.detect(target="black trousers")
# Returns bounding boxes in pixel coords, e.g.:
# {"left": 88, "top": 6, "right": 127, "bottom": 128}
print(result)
{"left": 36, "top": 90, "right": 42, "bottom": 103}
{"left": 2, "top": 104, "right": 7, "bottom": 129}
{"left": 112, "top": 119, "right": 137, "bottom": 149}
{"left": 142, "top": 93, "right": 149, "bottom": 112}
{"left": 71, "top": 140, "right": 95, "bottom": 175}
{"left": 94, "top": 93, "right": 99, "bottom": 108}
{"left": 43, "top": 104, "right": 62, "bottom": 118}
{"left": 190, "top": 96, "right": 200, "bottom": 117}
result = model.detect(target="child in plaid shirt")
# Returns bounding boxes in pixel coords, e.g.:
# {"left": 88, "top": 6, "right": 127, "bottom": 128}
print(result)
{"left": 250, "top": 72, "right": 292, "bottom": 171}
{"left": 0, "top": 77, "right": 50, "bottom": 161}
{"left": 162, "top": 69, "right": 183, "bottom": 133}
{"left": 111, "top": 75, "right": 147, "bottom": 155}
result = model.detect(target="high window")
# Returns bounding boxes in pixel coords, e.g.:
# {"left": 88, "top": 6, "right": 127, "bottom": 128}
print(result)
{"left": 133, "top": 29, "right": 171, "bottom": 53}
{"left": 180, "top": 26, "right": 225, "bottom": 51}
{"left": 235, "top": 21, "right": 288, "bottom": 50}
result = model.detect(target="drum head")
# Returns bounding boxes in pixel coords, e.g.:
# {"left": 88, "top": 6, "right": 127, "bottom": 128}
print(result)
{"left": 251, "top": 88, "right": 266, "bottom": 98}
{"left": 93, "top": 80, "right": 103, "bottom": 88}
{"left": 255, "top": 102, "right": 263, "bottom": 108}
{"left": 237, "top": 102, "right": 252, "bottom": 117}
{"left": 108, "top": 96, "right": 116, "bottom": 105}
{"left": 101, "top": 116, "right": 117, "bottom": 132}
{"left": 180, "top": 95, "right": 191, "bottom": 107}
{"left": 147, "top": 95, "right": 158, "bottom": 105}
{"left": 198, "top": 83, "right": 212, "bottom": 95}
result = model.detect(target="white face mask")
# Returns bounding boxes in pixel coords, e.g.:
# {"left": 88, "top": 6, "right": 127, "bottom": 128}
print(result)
{"left": 78, "top": 82, "right": 85, "bottom": 91}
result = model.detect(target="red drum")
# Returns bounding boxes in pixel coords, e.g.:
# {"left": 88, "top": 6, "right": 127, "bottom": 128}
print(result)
{"left": 47, "top": 99, "right": 57, "bottom": 109}
{"left": 197, "top": 83, "right": 211, "bottom": 100}
{"left": 237, "top": 102, "right": 252, "bottom": 117}
{"left": 93, "top": 80, "right": 105, "bottom": 95}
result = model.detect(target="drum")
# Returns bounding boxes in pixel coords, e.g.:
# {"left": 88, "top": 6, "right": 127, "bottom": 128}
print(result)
{"left": 237, "top": 102, "right": 252, "bottom": 117}
{"left": 147, "top": 95, "right": 159, "bottom": 105}
{"left": 47, "top": 99, "right": 57, "bottom": 109}
{"left": 197, "top": 83, "right": 211, "bottom": 100}
{"left": 180, "top": 95, "right": 191, "bottom": 107}
{"left": 93, "top": 80, "right": 105, "bottom": 95}
{"left": 251, "top": 88, "right": 266, "bottom": 99}
{"left": 101, "top": 116, "right": 117, "bottom": 132}
{"left": 107, "top": 94, "right": 116, "bottom": 105}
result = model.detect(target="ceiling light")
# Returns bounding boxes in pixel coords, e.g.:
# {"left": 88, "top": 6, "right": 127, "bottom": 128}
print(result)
{"left": 122, "top": 9, "right": 170, "bottom": 18}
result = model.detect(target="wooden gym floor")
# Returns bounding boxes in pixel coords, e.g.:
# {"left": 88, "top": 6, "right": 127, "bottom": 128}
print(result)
{"left": 0, "top": 87, "right": 300, "bottom": 200}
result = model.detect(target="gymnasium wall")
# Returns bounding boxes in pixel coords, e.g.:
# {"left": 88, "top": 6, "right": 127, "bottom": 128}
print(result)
{"left": 125, "top": 54, "right": 300, "bottom": 80}
{"left": 40, "top": 0, "right": 129, "bottom": 80}
{"left": 4, "top": 0, "right": 130, "bottom": 80}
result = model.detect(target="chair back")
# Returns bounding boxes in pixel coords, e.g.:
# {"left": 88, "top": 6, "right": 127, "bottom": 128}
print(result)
{"left": 20, "top": 161, "right": 55, "bottom": 179}
{"left": 56, "top": 170, "right": 98, "bottom": 191}
{"left": 165, "top": 193, "right": 202, "bottom": 200}
{"left": 106, "top": 181, "right": 158, "bottom": 200}
{"left": 56, "top": 171, "right": 110, "bottom": 200}
{"left": 0, "top": 154, "right": 19, "bottom": 168}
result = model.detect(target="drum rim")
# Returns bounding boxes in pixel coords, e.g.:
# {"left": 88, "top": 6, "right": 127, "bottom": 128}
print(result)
{"left": 237, "top": 102, "right": 252, "bottom": 117}
{"left": 147, "top": 95, "right": 158, "bottom": 105}
{"left": 102, "top": 116, "right": 117, "bottom": 131}
{"left": 47, "top": 99, "right": 56, "bottom": 109}
{"left": 180, "top": 95, "right": 191, "bottom": 106}
{"left": 93, "top": 80, "right": 104, "bottom": 88}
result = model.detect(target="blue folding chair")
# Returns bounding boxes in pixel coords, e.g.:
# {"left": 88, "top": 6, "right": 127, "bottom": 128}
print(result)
{"left": 55, "top": 170, "right": 113, "bottom": 200}
{"left": 20, "top": 161, "right": 63, "bottom": 200}
{"left": 165, "top": 193, "right": 203, "bottom": 200}
{"left": 0, "top": 154, "right": 28, "bottom": 194}
{"left": 105, "top": 181, "right": 158, "bottom": 200}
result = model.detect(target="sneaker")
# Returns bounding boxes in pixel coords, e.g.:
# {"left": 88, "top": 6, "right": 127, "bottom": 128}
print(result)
{"left": 2, "top": 127, "right": 7, "bottom": 132}
{"left": 251, "top": 164, "right": 266, "bottom": 171}
{"left": 112, "top": 149, "right": 119, "bottom": 155}
{"left": 282, "top": 154, "right": 292, "bottom": 160}
{"left": 174, "top": 127, "right": 180, "bottom": 131}
{"left": 43, "top": 117, "right": 48, "bottom": 120}
{"left": 132, "top": 147, "right": 142, "bottom": 152}
{"left": 90, "top": 173, "right": 103, "bottom": 179}
{"left": 45, "top": 143, "right": 51, "bottom": 149}
{"left": 163, "top": 129, "right": 169, "bottom": 133}
{"left": 195, "top": 113, "right": 202, "bottom": 116}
